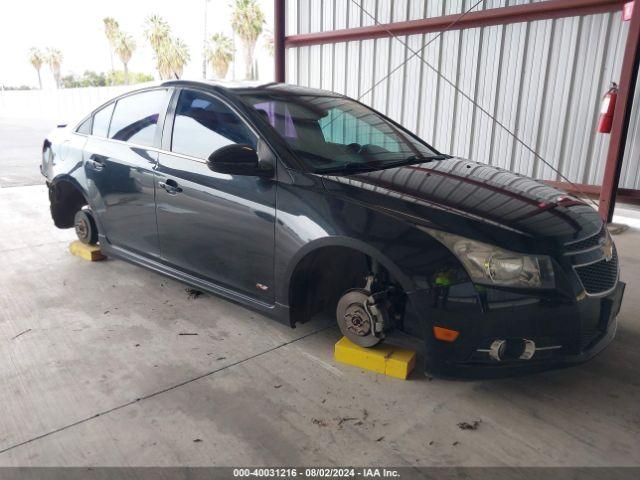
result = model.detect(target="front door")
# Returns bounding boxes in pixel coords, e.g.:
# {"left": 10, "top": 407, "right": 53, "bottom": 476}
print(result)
{"left": 84, "top": 88, "right": 171, "bottom": 258}
{"left": 155, "top": 89, "right": 276, "bottom": 303}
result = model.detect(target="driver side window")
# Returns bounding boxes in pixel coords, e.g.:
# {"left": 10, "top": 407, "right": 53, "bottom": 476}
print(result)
{"left": 171, "top": 90, "right": 257, "bottom": 160}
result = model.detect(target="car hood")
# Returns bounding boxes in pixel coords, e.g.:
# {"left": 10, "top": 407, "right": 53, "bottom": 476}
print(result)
{"left": 319, "top": 157, "right": 602, "bottom": 245}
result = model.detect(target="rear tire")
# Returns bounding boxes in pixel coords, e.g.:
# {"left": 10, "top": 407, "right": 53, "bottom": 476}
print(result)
{"left": 74, "top": 210, "right": 98, "bottom": 245}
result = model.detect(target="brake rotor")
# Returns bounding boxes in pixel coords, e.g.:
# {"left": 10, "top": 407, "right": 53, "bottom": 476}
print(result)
{"left": 75, "top": 217, "right": 88, "bottom": 241}
{"left": 336, "top": 289, "right": 382, "bottom": 348}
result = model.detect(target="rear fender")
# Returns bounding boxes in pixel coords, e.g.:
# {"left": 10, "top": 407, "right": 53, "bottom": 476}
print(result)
{"left": 48, "top": 175, "right": 97, "bottom": 230}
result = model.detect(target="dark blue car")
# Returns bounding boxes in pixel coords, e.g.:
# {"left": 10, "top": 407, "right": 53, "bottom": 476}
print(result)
{"left": 41, "top": 81, "right": 624, "bottom": 377}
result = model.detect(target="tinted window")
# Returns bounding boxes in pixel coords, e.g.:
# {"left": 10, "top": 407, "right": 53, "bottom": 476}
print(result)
{"left": 92, "top": 103, "right": 114, "bottom": 137}
{"left": 76, "top": 117, "right": 92, "bottom": 134}
{"left": 171, "top": 90, "right": 256, "bottom": 159}
{"left": 253, "top": 101, "right": 297, "bottom": 138}
{"left": 108, "top": 90, "right": 166, "bottom": 146}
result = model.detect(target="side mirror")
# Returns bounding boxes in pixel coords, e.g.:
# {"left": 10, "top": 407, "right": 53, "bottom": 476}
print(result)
{"left": 207, "top": 141, "right": 274, "bottom": 177}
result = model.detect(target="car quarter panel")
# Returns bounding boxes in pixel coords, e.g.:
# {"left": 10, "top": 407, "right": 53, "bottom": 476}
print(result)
{"left": 43, "top": 129, "right": 97, "bottom": 224}
{"left": 45, "top": 133, "right": 85, "bottom": 180}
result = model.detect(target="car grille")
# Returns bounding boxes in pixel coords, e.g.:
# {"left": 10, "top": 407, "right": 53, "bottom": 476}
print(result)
{"left": 565, "top": 227, "right": 605, "bottom": 252}
{"left": 575, "top": 247, "right": 618, "bottom": 295}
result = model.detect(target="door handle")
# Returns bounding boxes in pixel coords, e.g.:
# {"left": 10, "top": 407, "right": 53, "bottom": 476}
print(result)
{"left": 159, "top": 179, "right": 182, "bottom": 195}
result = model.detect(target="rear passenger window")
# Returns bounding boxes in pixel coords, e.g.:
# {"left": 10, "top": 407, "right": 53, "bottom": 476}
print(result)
{"left": 92, "top": 103, "right": 114, "bottom": 137}
{"left": 171, "top": 90, "right": 256, "bottom": 159}
{"left": 108, "top": 90, "right": 166, "bottom": 147}
{"left": 76, "top": 117, "right": 92, "bottom": 135}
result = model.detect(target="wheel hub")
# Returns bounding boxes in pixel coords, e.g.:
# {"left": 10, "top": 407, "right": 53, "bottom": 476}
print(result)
{"left": 336, "top": 289, "right": 385, "bottom": 348}
{"left": 75, "top": 218, "right": 88, "bottom": 240}
{"left": 343, "top": 303, "right": 372, "bottom": 337}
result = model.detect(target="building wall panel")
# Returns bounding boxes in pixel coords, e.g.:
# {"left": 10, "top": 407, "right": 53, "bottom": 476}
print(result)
{"left": 287, "top": 1, "right": 637, "bottom": 189}
{"left": 622, "top": 60, "right": 640, "bottom": 189}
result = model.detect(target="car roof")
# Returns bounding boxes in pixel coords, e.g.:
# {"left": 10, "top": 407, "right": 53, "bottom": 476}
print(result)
{"left": 160, "top": 79, "right": 344, "bottom": 98}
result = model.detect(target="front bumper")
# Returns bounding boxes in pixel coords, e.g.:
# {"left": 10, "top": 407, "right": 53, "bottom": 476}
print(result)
{"left": 410, "top": 281, "right": 625, "bottom": 378}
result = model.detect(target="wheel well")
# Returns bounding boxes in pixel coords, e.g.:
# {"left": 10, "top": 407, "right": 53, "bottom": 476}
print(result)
{"left": 288, "top": 246, "right": 403, "bottom": 327}
{"left": 48, "top": 180, "right": 88, "bottom": 228}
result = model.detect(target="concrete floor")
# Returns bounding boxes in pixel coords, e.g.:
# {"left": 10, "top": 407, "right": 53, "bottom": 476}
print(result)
{"left": 1, "top": 121, "right": 640, "bottom": 467}
{"left": 0, "top": 117, "right": 55, "bottom": 188}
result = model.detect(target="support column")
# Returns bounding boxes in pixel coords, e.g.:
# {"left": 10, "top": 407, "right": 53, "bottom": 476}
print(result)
{"left": 274, "top": 0, "right": 286, "bottom": 83}
{"left": 599, "top": 0, "right": 640, "bottom": 222}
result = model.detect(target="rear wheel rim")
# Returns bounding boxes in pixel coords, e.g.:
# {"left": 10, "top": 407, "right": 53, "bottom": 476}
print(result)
{"left": 75, "top": 217, "right": 88, "bottom": 241}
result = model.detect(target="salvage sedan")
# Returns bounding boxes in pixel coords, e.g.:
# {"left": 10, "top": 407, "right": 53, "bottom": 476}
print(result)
{"left": 41, "top": 81, "right": 624, "bottom": 377}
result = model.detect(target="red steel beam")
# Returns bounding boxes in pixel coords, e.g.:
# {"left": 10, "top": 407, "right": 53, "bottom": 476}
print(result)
{"left": 599, "top": 0, "right": 640, "bottom": 222}
{"left": 544, "top": 181, "right": 602, "bottom": 196}
{"left": 545, "top": 181, "right": 640, "bottom": 204}
{"left": 274, "top": 0, "right": 286, "bottom": 82}
{"left": 285, "top": 0, "right": 626, "bottom": 47}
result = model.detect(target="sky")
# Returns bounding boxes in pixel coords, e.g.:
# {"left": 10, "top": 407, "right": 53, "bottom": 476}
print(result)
{"left": 0, "top": 0, "right": 275, "bottom": 88}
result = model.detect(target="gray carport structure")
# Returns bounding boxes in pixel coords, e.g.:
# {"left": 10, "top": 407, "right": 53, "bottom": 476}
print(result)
{"left": 1, "top": 125, "right": 640, "bottom": 468}
{"left": 273, "top": 0, "right": 640, "bottom": 222}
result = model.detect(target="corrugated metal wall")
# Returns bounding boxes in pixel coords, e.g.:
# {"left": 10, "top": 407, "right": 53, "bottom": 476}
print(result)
{"left": 285, "top": 0, "right": 639, "bottom": 189}
{"left": 622, "top": 56, "right": 640, "bottom": 189}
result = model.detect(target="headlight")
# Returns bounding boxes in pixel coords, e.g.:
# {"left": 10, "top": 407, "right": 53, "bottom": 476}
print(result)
{"left": 421, "top": 227, "right": 555, "bottom": 289}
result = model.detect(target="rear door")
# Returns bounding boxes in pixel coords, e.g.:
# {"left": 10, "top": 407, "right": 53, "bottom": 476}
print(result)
{"left": 83, "top": 88, "right": 171, "bottom": 258}
{"left": 155, "top": 88, "right": 277, "bottom": 303}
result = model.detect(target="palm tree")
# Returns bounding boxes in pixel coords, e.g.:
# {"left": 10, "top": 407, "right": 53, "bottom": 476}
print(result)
{"left": 206, "top": 33, "right": 234, "bottom": 79}
{"left": 114, "top": 32, "right": 136, "bottom": 84}
{"left": 46, "top": 48, "right": 63, "bottom": 88}
{"left": 103, "top": 17, "right": 120, "bottom": 71}
{"left": 144, "top": 14, "right": 171, "bottom": 77}
{"left": 28, "top": 48, "right": 45, "bottom": 89}
{"left": 168, "top": 38, "right": 191, "bottom": 79}
{"left": 155, "top": 42, "right": 173, "bottom": 80}
{"left": 155, "top": 36, "right": 190, "bottom": 80}
{"left": 230, "top": 0, "right": 265, "bottom": 80}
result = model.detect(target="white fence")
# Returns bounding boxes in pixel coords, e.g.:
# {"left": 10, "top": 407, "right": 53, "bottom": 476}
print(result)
{"left": 0, "top": 84, "right": 154, "bottom": 125}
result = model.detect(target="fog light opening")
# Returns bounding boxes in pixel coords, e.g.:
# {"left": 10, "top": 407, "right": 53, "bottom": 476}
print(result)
{"left": 488, "top": 338, "right": 536, "bottom": 362}
{"left": 489, "top": 340, "right": 507, "bottom": 361}
{"left": 519, "top": 339, "right": 536, "bottom": 360}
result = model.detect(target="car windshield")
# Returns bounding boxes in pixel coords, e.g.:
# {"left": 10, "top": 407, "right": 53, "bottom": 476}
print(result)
{"left": 240, "top": 93, "right": 441, "bottom": 173}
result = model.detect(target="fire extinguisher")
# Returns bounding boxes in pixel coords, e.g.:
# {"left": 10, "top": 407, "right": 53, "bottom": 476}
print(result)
{"left": 597, "top": 82, "right": 618, "bottom": 134}
{"left": 623, "top": 1, "right": 634, "bottom": 21}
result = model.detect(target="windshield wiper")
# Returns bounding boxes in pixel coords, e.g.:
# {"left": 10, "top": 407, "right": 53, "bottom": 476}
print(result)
{"left": 315, "top": 154, "right": 450, "bottom": 175}
{"left": 379, "top": 154, "right": 450, "bottom": 169}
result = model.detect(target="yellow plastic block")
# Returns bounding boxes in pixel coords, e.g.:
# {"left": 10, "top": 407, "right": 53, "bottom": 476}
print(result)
{"left": 69, "top": 241, "right": 106, "bottom": 262}
{"left": 334, "top": 337, "right": 416, "bottom": 380}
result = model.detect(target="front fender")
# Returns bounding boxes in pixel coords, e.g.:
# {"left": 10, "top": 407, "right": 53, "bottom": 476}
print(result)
{"left": 274, "top": 176, "right": 464, "bottom": 306}
{"left": 279, "top": 235, "right": 415, "bottom": 304}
